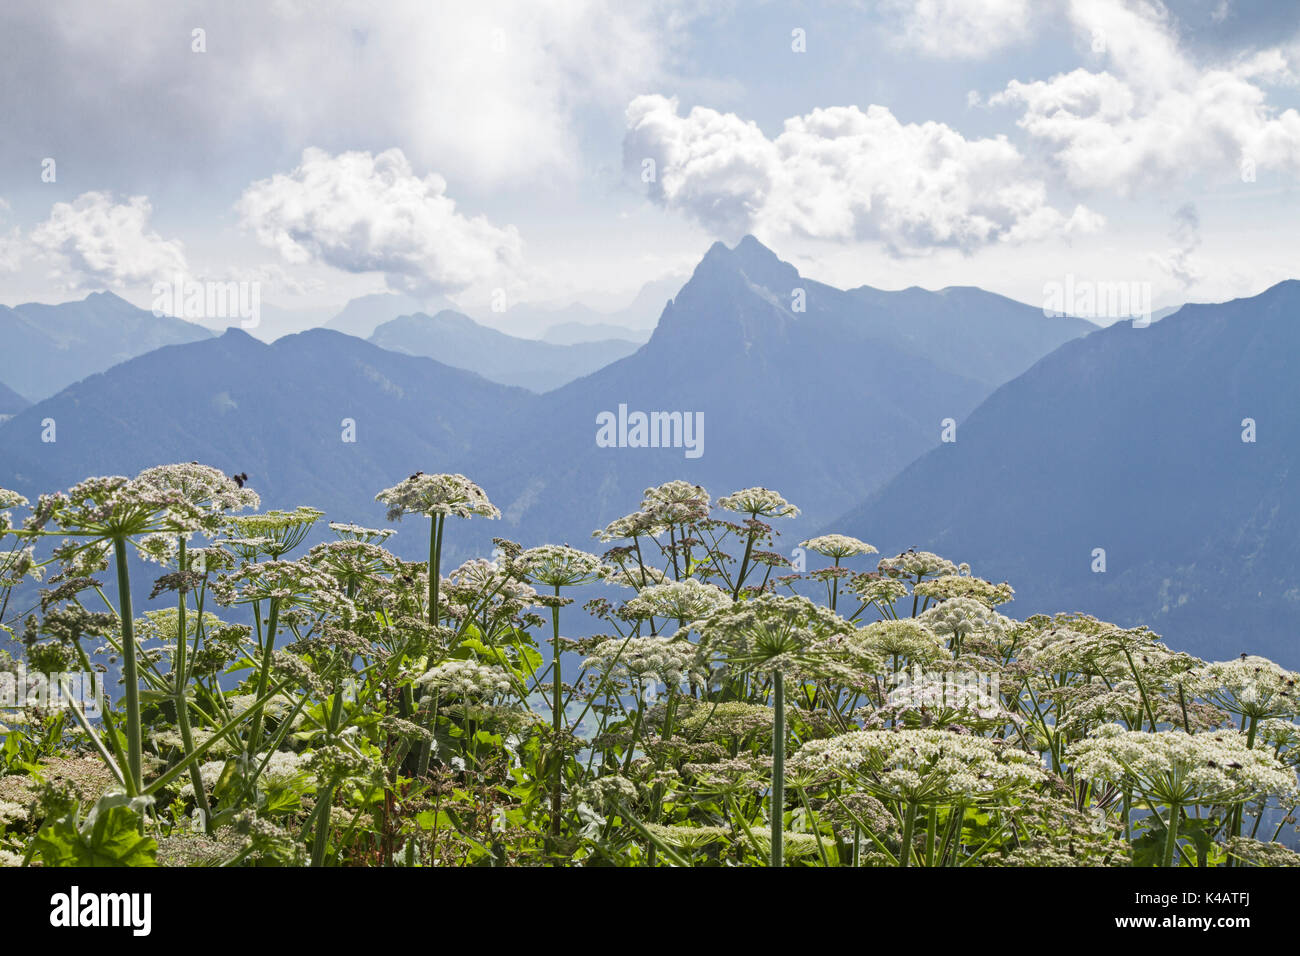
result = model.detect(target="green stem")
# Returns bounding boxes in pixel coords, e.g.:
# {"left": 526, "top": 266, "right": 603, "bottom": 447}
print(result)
{"left": 924, "top": 806, "right": 938, "bottom": 866}
{"left": 899, "top": 800, "right": 918, "bottom": 867}
{"left": 247, "top": 597, "right": 280, "bottom": 751}
{"left": 1162, "top": 804, "right": 1181, "bottom": 868}
{"left": 174, "top": 538, "right": 212, "bottom": 833}
{"left": 413, "top": 514, "right": 444, "bottom": 776}
{"left": 428, "top": 514, "right": 443, "bottom": 628}
{"left": 550, "top": 583, "right": 564, "bottom": 838}
{"left": 113, "top": 536, "right": 143, "bottom": 794}
{"left": 310, "top": 781, "right": 336, "bottom": 866}
{"left": 770, "top": 668, "right": 785, "bottom": 867}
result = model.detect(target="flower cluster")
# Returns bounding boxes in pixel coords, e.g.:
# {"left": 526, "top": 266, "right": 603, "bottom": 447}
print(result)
{"left": 800, "top": 534, "right": 876, "bottom": 559}
{"left": 583, "top": 636, "right": 704, "bottom": 689}
{"left": 622, "top": 578, "right": 732, "bottom": 623}
{"left": 375, "top": 473, "right": 499, "bottom": 521}
{"left": 415, "top": 659, "right": 514, "bottom": 698}
{"left": 1067, "top": 725, "right": 1297, "bottom": 806}
{"left": 793, "top": 729, "right": 1046, "bottom": 804}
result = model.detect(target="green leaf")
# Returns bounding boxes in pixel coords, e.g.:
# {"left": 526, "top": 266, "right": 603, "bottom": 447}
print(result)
{"left": 32, "top": 794, "right": 157, "bottom": 867}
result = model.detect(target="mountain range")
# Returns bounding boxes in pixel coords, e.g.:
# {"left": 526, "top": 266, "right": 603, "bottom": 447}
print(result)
{"left": 323, "top": 292, "right": 454, "bottom": 339}
{"left": 0, "top": 327, "right": 530, "bottom": 529}
{"left": 830, "top": 280, "right": 1300, "bottom": 665}
{"left": 0, "top": 291, "right": 212, "bottom": 401}
{"left": 0, "top": 236, "right": 1094, "bottom": 556}
{"left": 10, "top": 236, "right": 1288, "bottom": 664}
{"left": 369, "top": 310, "right": 640, "bottom": 392}
{"left": 457, "top": 236, "right": 1092, "bottom": 545}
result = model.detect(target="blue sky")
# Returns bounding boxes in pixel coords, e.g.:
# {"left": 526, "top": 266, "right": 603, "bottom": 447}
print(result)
{"left": 2, "top": 0, "right": 1299, "bottom": 323}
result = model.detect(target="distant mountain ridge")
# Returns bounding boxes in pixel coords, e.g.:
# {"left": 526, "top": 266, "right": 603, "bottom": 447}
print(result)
{"left": 324, "top": 292, "right": 455, "bottom": 339}
{"left": 541, "top": 322, "right": 648, "bottom": 346}
{"left": 491, "top": 274, "right": 684, "bottom": 340}
{"left": 0, "top": 380, "right": 27, "bottom": 420}
{"left": 0, "top": 327, "right": 530, "bottom": 534}
{"left": 0, "top": 291, "right": 212, "bottom": 400}
{"left": 369, "top": 310, "right": 640, "bottom": 392}
{"left": 828, "top": 281, "right": 1300, "bottom": 665}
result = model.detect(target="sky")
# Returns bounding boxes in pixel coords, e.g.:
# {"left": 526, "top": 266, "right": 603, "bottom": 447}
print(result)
{"left": 2, "top": 0, "right": 1300, "bottom": 325}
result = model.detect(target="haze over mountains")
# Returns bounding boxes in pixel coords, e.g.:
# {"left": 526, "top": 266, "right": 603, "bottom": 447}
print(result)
{"left": 7, "top": 236, "right": 1294, "bottom": 663}
{"left": 322, "top": 292, "right": 449, "bottom": 339}
{"left": 491, "top": 274, "right": 681, "bottom": 341}
{"left": 369, "top": 310, "right": 639, "bottom": 392}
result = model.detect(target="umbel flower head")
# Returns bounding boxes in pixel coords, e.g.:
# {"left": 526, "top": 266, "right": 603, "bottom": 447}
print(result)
{"left": 226, "top": 507, "right": 324, "bottom": 559}
{"left": 640, "top": 480, "right": 711, "bottom": 526}
{"left": 23, "top": 466, "right": 256, "bottom": 558}
{"left": 917, "top": 597, "right": 1011, "bottom": 651}
{"left": 877, "top": 550, "right": 962, "bottom": 581}
{"left": 583, "top": 635, "right": 705, "bottom": 689}
{"left": 25, "top": 474, "right": 213, "bottom": 541}
{"left": 913, "top": 574, "right": 1014, "bottom": 607}
{"left": 1195, "top": 655, "right": 1299, "bottom": 721}
{"left": 0, "top": 489, "right": 40, "bottom": 589}
{"left": 717, "top": 487, "right": 799, "bottom": 519}
{"left": 599, "top": 564, "right": 668, "bottom": 589}
{"left": 592, "top": 510, "right": 661, "bottom": 543}
{"left": 643, "top": 823, "right": 730, "bottom": 852}
{"left": 415, "top": 659, "right": 513, "bottom": 699}
{"left": 0, "top": 489, "right": 27, "bottom": 533}
{"left": 846, "top": 572, "right": 909, "bottom": 607}
{"left": 133, "top": 463, "right": 260, "bottom": 534}
{"left": 517, "top": 545, "right": 601, "bottom": 588}
{"left": 210, "top": 558, "right": 342, "bottom": 609}
{"left": 792, "top": 729, "right": 1045, "bottom": 806}
{"left": 1067, "top": 725, "right": 1298, "bottom": 807}
{"left": 376, "top": 473, "right": 500, "bottom": 521}
{"left": 1017, "top": 614, "right": 1193, "bottom": 684}
{"left": 328, "top": 521, "right": 395, "bottom": 544}
{"left": 305, "top": 539, "right": 398, "bottom": 592}
{"left": 622, "top": 578, "right": 732, "bottom": 622}
{"left": 800, "top": 535, "right": 877, "bottom": 560}
{"left": 854, "top": 619, "right": 949, "bottom": 665}
{"left": 695, "top": 592, "right": 855, "bottom": 675}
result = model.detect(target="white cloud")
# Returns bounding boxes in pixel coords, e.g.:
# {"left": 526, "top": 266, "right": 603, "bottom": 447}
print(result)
{"left": 0, "top": 1, "right": 690, "bottom": 188}
{"left": 882, "top": 0, "right": 1033, "bottom": 59}
{"left": 237, "top": 148, "right": 523, "bottom": 295}
{"left": 989, "top": 0, "right": 1300, "bottom": 193}
{"left": 28, "top": 192, "right": 188, "bottom": 289}
{"left": 624, "top": 94, "right": 1101, "bottom": 253}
